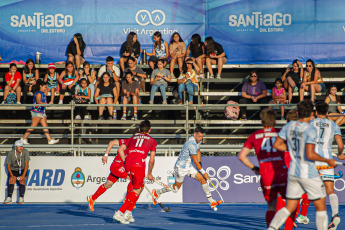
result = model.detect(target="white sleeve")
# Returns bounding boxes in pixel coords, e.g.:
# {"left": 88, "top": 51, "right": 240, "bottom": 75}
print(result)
{"left": 114, "top": 65, "right": 120, "bottom": 76}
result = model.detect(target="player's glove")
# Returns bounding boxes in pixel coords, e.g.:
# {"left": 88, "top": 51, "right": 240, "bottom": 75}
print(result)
{"left": 251, "top": 166, "right": 260, "bottom": 175}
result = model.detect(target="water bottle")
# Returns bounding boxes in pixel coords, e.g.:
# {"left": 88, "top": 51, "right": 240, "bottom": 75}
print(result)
{"left": 142, "top": 49, "right": 147, "bottom": 64}
{"left": 35, "top": 52, "right": 41, "bottom": 64}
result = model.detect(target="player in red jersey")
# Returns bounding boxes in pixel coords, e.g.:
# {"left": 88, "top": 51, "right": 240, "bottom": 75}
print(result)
{"left": 113, "top": 120, "right": 157, "bottom": 224}
{"left": 239, "top": 109, "right": 290, "bottom": 228}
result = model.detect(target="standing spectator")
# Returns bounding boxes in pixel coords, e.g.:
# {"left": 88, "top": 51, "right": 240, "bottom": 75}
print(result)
{"left": 147, "top": 31, "right": 169, "bottom": 70}
{"left": 186, "top": 34, "right": 205, "bottom": 78}
{"left": 269, "top": 78, "right": 287, "bottom": 120}
{"left": 119, "top": 32, "right": 141, "bottom": 72}
{"left": 204, "top": 37, "right": 227, "bottom": 79}
{"left": 3, "top": 63, "right": 22, "bottom": 104}
{"left": 22, "top": 59, "right": 39, "bottom": 104}
{"left": 325, "top": 84, "right": 345, "bottom": 126}
{"left": 94, "top": 72, "right": 116, "bottom": 120}
{"left": 281, "top": 59, "right": 303, "bottom": 103}
{"left": 58, "top": 61, "right": 80, "bottom": 104}
{"left": 299, "top": 59, "right": 325, "bottom": 102}
{"left": 97, "top": 56, "right": 120, "bottom": 104}
{"left": 121, "top": 72, "right": 140, "bottom": 121}
{"left": 44, "top": 63, "right": 59, "bottom": 104}
{"left": 78, "top": 61, "right": 96, "bottom": 103}
{"left": 239, "top": 70, "right": 268, "bottom": 120}
{"left": 149, "top": 59, "right": 171, "bottom": 104}
{"left": 177, "top": 58, "right": 200, "bottom": 104}
{"left": 169, "top": 32, "right": 186, "bottom": 78}
{"left": 67, "top": 33, "right": 86, "bottom": 69}
{"left": 123, "top": 57, "right": 147, "bottom": 92}
{"left": 3, "top": 140, "right": 30, "bottom": 204}
{"left": 21, "top": 80, "right": 59, "bottom": 145}
{"left": 75, "top": 79, "right": 91, "bottom": 120}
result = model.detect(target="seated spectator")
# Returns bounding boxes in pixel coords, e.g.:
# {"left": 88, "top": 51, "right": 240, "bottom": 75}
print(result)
{"left": 147, "top": 31, "right": 169, "bottom": 70}
{"left": 97, "top": 56, "right": 120, "bottom": 104}
{"left": 3, "top": 63, "right": 22, "bottom": 104}
{"left": 75, "top": 79, "right": 91, "bottom": 120}
{"left": 123, "top": 57, "right": 147, "bottom": 92}
{"left": 239, "top": 70, "right": 268, "bottom": 120}
{"left": 269, "top": 78, "right": 287, "bottom": 120}
{"left": 119, "top": 32, "right": 141, "bottom": 72}
{"left": 58, "top": 61, "right": 79, "bottom": 104}
{"left": 22, "top": 59, "right": 39, "bottom": 104}
{"left": 67, "top": 33, "right": 86, "bottom": 69}
{"left": 121, "top": 72, "right": 140, "bottom": 121}
{"left": 299, "top": 59, "right": 325, "bottom": 102}
{"left": 169, "top": 32, "right": 186, "bottom": 78}
{"left": 150, "top": 59, "right": 171, "bottom": 104}
{"left": 281, "top": 59, "right": 303, "bottom": 103}
{"left": 78, "top": 61, "right": 96, "bottom": 103}
{"left": 325, "top": 84, "right": 345, "bottom": 126}
{"left": 94, "top": 72, "right": 116, "bottom": 120}
{"left": 186, "top": 34, "right": 205, "bottom": 78}
{"left": 44, "top": 63, "right": 59, "bottom": 104}
{"left": 204, "top": 36, "right": 227, "bottom": 79}
{"left": 177, "top": 58, "right": 200, "bottom": 104}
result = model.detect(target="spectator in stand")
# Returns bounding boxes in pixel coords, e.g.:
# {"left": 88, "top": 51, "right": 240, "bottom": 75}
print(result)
{"left": 204, "top": 36, "right": 227, "bottom": 79}
{"left": 44, "top": 63, "right": 59, "bottom": 104}
{"left": 58, "top": 61, "right": 79, "bottom": 104}
{"left": 123, "top": 57, "right": 147, "bottom": 92}
{"left": 325, "top": 84, "right": 345, "bottom": 126}
{"left": 75, "top": 79, "right": 91, "bottom": 120}
{"left": 97, "top": 56, "right": 120, "bottom": 104}
{"left": 150, "top": 59, "right": 171, "bottom": 104}
{"left": 3, "top": 63, "right": 22, "bottom": 104}
{"left": 22, "top": 59, "right": 39, "bottom": 104}
{"left": 94, "top": 72, "right": 116, "bottom": 120}
{"left": 239, "top": 70, "right": 268, "bottom": 120}
{"left": 147, "top": 31, "right": 169, "bottom": 70}
{"left": 169, "top": 32, "right": 186, "bottom": 78}
{"left": 269, "top": 78, "right": 287, "bottom": 120}
{"left": 186, "top": 34, "right": 205, "bottom": 78}
{"left": 121, "top": 72, "right": 140, "bottom": 121}
{"left": 21, "top": 79, "right": 59, "bottom": 145}
{"left": 281, "top": 59, "right": 303, "bottom": 103}
{"left": 119, "top": 32, "right": 141, "bottom": 72}
{"left": 177, "top": 58, "right": 200, "bottom": 104}
{"left": 78, "top": 61, "right": 96, "bottom": 103}
{"left": 299, "top": 59, "right": 325, "bottom": 102}
{"left": 67, "top": 33, "right": 86, "bottom": 69}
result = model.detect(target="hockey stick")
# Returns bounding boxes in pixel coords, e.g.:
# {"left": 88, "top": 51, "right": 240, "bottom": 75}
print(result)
{"left": 144, "top": 184, "right": 171, "bottom": 212}
{"left": 317, "top": 161, "right": 345, "bottom": 170}
{"left": 319, "top": 171, "right": 343, "bottom": 179}
{"left": 153, "top": 179, "right": 173, "bottom": 191}
{"left": 208, "top": 180, "right": 224, "bottom": 203}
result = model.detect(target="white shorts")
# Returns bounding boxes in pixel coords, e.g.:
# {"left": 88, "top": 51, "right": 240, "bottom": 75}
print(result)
{"left": 319, "top": 168, "right": 335, "bottom": 182}
{"left": 286, "top": 175, "right": 326, "bottom": 201}
{"left": 173, "top": 166, "right": 198, "bottom": 183}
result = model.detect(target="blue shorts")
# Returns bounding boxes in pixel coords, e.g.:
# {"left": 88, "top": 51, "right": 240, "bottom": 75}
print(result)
{"left": 318, "top": 83, "right": 326, "bottom": 92}
{"left": 31, "top": 111, "right": 46, "bottom": 119}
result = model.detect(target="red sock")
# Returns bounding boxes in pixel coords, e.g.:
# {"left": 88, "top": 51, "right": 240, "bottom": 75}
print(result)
{"left": 266, "top": 210, "right": 276, "bottom": 227}
{"left": 92, "top": 184, "right": 107, "bottom": 201}
{"left": 300, "top": 194, "right": 310, "bottom": 216}
{"left": 276, "top": 197, "right": 285, "bottom": 211}
{"left": 119, "top": 191, "right": 139, "bottom": 213}
{"left": 284, "top": 212, "right": 296, "bottom": 230}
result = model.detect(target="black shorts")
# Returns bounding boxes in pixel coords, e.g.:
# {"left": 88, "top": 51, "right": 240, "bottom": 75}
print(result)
{"left": 149, "top": 56, "right": 168, "bottom": 63}
{"left": 8, "top": 170, "right": 27, "bottom": 184}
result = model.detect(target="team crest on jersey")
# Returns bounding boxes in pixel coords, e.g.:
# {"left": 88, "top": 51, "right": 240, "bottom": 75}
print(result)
{"left": 71, "top": 167, "right": 85, "bottom": 189}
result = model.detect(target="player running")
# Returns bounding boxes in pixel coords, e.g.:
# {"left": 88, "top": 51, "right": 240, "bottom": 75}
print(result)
{"left": 268, "top": 100, "right": 337, "bottom": 230}
{"left": 152, "top": 126, "right": 222, "bottom": 210}
{"left": 113, "top": 120, "right": 157, "bottom": 224}
{"left": 311, "top": 102, "right": 344, "bottom": 230}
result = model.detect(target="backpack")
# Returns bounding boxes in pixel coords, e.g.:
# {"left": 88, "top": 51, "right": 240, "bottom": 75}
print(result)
{"left": 5, "top": 93, "right": 16, "bottom": 104}
{"left": 224, "top": 100, "right": 240, "bottom": 120}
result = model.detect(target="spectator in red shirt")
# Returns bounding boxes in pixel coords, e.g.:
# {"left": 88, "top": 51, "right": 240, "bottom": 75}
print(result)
{"left": 3, "top": 63, "right": 22, "bottom": 104}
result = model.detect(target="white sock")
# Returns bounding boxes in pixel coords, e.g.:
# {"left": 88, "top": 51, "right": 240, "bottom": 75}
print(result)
{"left": 202, "top": 183, "right": 214, "bottom": 203}
{"left": 59, "top": 100, "right": 63, "bottom": 103}
{"left": 268, "top": 207, "right": 291, "bottom": 230}
{"left": 157, "top": 186, "right": 173, "bottom": 195}
{"left": 316, "top": 210, "right": 328, "bottom": 230}
{"left": 329, "top": 193, "right": 339, "bottom": 217}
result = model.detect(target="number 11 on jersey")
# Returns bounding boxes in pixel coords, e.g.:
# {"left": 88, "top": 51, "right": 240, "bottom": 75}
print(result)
{"left": 135, "top": 139, "right": 144, "bottom": 147}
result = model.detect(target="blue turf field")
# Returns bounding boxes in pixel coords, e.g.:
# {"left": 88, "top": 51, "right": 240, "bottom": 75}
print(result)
{"left": 0, "top": 203, "right": 343, "bottom": 229}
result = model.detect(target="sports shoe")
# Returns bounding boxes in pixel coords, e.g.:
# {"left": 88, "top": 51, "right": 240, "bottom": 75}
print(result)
{"left": 328, "top": 214, "right": 340, "bottom": 230}
{"left": 216, "top": 74, "right": 221, "bottom": 79}
{"left": 209, "top": 74, "right": 214, "bottom": 79}
{"left": 58, "top": 100, "right": 63, "bottom": 104}
{"left": 162, "top": 100, "right": 167, "bottom": 104}
{"left": 84, "top": 114, "right": 91, "bottom": 120}
{"left": 132, "top": 115, "right": 138, "bottom": 121}
{"left": 199, "top": 73, "right": 204, "bottom": 79}
{"left": 113, "top": 211, "right": 130, "bottom": 224}
{"left": 98, "top": 116, "right": 104, "bottom": 120}
{"left": 16, "top": 101, "right": 21, "bottom": 104}
{"left": 149, "top": 100, "right": 153, "bottom": 104}
{"left": 86, "top": 195, "right": 95, "bottom": 212}
{"left": 210, "top": 200, "right": 223, "bottom": 209}
{"left": 4, "top": 197, "right": 12, "bottom": 204}
{"left": 18, "top": 197, "right": 24, "bottom": 204}
{"left": 121, "top": 115, "right": 127, "bottom": 120}
{"left": 124, "top": 210, "right": 135, "bottom": 223}
{"left": 75, "top": 115, "right": 81, "bottom": 120}
{"left": 20, "top": 138, "right": 29, "bottom": 145}
{"left": 152, "top": 189, "right": 160, "bottom": 205}
{"left": 296, "top": 215, "right": 309, "bottom": 224}
{"left": 281, "top": 116, "right": 285, "bottom": 120}
{"left": 48, "top": 138, "right": 59, "bottom": 145}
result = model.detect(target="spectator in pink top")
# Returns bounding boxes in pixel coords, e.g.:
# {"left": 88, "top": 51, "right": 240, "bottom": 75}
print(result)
{"left": 3, "top": 63, "right": 22, "bottom": 104}
{"left": 269, "top": 78, "right": 287, "bottom": 120}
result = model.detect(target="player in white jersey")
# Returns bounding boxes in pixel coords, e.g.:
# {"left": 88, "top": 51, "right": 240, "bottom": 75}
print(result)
{"left": 152, "top": 127, "right": 222, "bottom": 210}
{"left": 311, "top": 102, "right": 344, "bottom": 230}
{"left": 268, "top": 100, "right": 337, "bottom": 230}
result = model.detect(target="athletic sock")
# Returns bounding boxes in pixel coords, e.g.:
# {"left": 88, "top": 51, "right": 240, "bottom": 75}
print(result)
{"left": 316, "top": 210, "right": 328, "bottom": 230}
{"left": 19, "top": 184, "right": 25, "bottom": 197}
{"left": 300, "top": 194, "right": 310, "bottom": 216}
{"left": 276, "top": 197, "right": 285, "bottom": 211}
{"left": 284, "top": 212, "right": 296, "bottom": 230}
{"left": 201, "top": 183, "right": 215, "bottom": 203}
{"left": 157, "top": 186, "right": 173, "bottom": 196}
{"left": 266, "top": 210, "right": 276, "bottom": 227}
{"left": 268, "top": 207, "right": 291, "bottom": 230}
{"left": 119, "top": 191, "right": 139, "bottom": 213}
{"left": 7, "top": 184, "right": 14, "bottom": 198}
{"left": 329, "top": 193, "right": 339, "bottom": 217}
{"left": 92, "top": 184, "right": 107, "bottom": 201}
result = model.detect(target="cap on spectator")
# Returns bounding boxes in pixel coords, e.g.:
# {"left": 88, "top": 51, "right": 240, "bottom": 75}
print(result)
{"left": 14, "top": 140, "right": 24, "bottom": 147}
{"left": 48, "top": 63, "right": 56, "bottom": 69}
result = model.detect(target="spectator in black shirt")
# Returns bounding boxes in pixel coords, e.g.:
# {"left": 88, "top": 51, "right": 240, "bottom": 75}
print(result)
{"left": 67, "top": 33, "right": 86, "bottom": 69}
{"left": 94, "top": 72, "right": 116, "bottom": 120}
{"left": 281, "top": 59, "right": 303, "bottom": 103}
{"left": 119, "top": 32, "right": 141, "bottom": 72}
{"left": 186, "top": 34, "right": 205, "bottom": 78}
{"left": 204, "top": 37, "right": 227, "bottom": 79}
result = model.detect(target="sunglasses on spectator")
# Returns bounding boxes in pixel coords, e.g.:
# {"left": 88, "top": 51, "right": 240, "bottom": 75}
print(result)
{"left": 306, "top": 65, "right": 313, "bottom": 67}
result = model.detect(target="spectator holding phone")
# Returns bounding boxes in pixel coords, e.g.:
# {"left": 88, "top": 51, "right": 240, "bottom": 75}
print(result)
{"left": 149, "top": 59, "right": 171, "bottom": 104}
{"left": 58, "top": 61, "right": 80, "bottom": 104}
{"left": 177, "top": 58, "right": 200, "bottom": 104}
{"left": 169, "top": 32, "right": 186, "bottom": 78}
{"left": 204, "top": 37, "right": 227, "bottom": 79}
{"left": 121, "top": 72, "right": 140, "bottom": 121}
{"left": 186, "top": 34, "right": 205, "bottom": 78}
{"left": 281, "top": 59, "right": 303, "bottom": 103}
{"left": 123, "top": 57, "right": 147, "bottom": 92}
{"left": 147, "top": 31, "right": 169, "bottom": 70}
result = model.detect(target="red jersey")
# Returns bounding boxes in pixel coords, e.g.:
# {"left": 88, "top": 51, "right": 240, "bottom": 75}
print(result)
{"left": 5, "top": 71, "right": 22, "bottom": 88}
{"left": 124, "top": 133, "right": 157, "bottom": 168}
{"left": 111, "top": 139, "right": 128, "bottom": 165}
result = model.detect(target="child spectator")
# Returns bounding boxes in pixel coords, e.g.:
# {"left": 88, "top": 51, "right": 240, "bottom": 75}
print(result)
{"left": 169, "top": 32, "right": 186, "bottom": 78}
{"left": 325, "top": 84, "right": 345, "bottom": 126}
{"left": 119, "top": 32, "right": 141, "bottom": 72}
{"left": 78, "top": 61, "right": 96, "bottom": 103}
{"left": 75, "top": 79, "right": 91, "bottom": 120}
{"left": 204, "top": 36, "right": 227, "bottom": 79}
{"left": 147, "top": 31, "right": 169, "bottom": 70}
{"left": 22, "top": 59, "right": 39, "bottom": 104}
{"left": 186, "top": 34, "right": 205, "bottom": 78}
{"left": 123, "top": 57, "right": 147, "bottom": 92}
{"left": 58, "top": 61, "right": 79, "bottom": 104}
{"left": 94, "top": 72, "right": 116, "bottom": 120}
{"left": 177, "top": 58, "right": 200, "bottom": 104}
{"left": 121, "top": 72, "right": 140, "bottom": 121}
{"left": 44, "top": 63, "right": 59, "bottom": 104}
{"left": 67, "top": 33, "right": 86, "bottom": 69}
{"left": 269, "top": 78, "right": 287, "bottom": 120}
{"left": 149, "top": 59, "right": 171, "bottom": 104}
{"left": 3, "top": 63, "right": 22, "bottom": 104}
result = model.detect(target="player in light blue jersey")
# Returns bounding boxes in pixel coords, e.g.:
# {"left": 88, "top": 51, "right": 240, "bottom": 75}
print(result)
{"left": 311, "top": 102, "right": 344, "bottom": 230}
{"left": 268, "top": 100, "right": 337, "bottom": 230}
{"left": 152, "top": 127, "right": 222, "bottom": 210}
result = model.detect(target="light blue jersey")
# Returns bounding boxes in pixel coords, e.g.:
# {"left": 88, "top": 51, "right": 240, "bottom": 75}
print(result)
{"left": 310, "top": 118, "right": 341, "bottom": 160}
{"left": 279, "top": 121, "right": 318, "bottom": 178}
{"left": 175, "top": 135, "right": 201, "bottom": 169}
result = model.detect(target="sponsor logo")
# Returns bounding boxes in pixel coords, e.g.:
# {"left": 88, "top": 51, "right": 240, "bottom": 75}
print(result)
{"left": 135, "top": 9, "right": 166, "bottom": 26}
{"left": 71, "top": 167, "right": 85, "bottom": 189}
{"left": 206, "top": 166, "right": 231, "bottom": 191}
